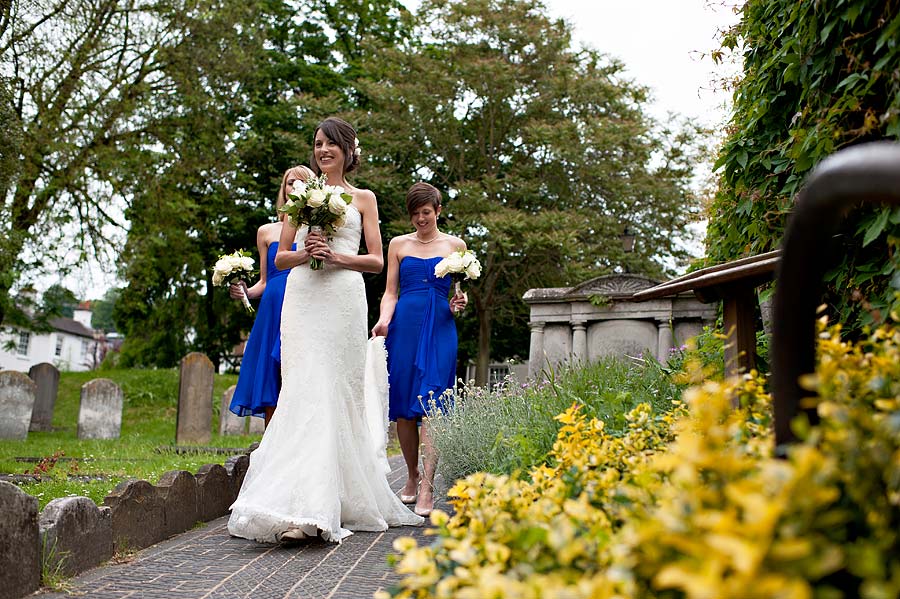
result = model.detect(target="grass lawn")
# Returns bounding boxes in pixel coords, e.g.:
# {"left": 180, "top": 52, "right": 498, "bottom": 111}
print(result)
{"left": 0, "top": 368, "right": 262, "bottom": 509}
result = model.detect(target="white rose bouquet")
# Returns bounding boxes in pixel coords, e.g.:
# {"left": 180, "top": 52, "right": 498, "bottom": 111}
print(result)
{"left": 434, "top": 249, "right": 481, "bottom": 312}
{"left": 212, "top": 249, "right": 256, "bottom": 312}
{"left": 279, "top": 173, "right": 353, "bottom": 270}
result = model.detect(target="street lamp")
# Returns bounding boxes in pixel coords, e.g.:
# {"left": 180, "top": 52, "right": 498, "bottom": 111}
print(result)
{"left": 619, "top": 227, "right": 636, "bottom": 253}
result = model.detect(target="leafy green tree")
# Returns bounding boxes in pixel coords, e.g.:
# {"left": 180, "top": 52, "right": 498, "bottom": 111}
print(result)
{"left": 707, "top": 0, "right": 900, "bottom": 330}
{"left": 90, "top": 288, "right": 119, "bottom": 332}
{"left": 356, "top": 0, "right": 703, "bottom": 383}
{"left": 41, "top": 284, "right": 79, "bottom": 319}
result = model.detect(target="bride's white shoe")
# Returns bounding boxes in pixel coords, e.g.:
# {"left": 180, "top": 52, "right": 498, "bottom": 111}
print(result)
{"left": 277, "top": 527, "right": 311, "bottom": 544}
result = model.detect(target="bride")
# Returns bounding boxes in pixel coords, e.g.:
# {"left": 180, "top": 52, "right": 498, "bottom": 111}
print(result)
{"left": 227, "top": 117, "right": 424, "bottom": 543}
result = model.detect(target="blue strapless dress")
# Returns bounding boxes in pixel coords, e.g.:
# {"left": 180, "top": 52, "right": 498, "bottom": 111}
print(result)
{"left": 385, "top": 256, "right": 457, "bottom": 421}
{"left": 229, "top": 242, "right": 293, "bottom": 418}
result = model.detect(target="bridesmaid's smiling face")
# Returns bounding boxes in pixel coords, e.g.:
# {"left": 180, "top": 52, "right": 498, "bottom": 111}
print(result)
{"left": 411, "top": 205, "right": 440, "bottom": 233}
{"left": 314, "top": 130, "right": 345, "bottom": 174}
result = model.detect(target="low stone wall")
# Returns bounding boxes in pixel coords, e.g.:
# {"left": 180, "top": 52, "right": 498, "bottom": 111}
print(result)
{"left": 0, "top": 452, "right": 250, "bottom": 599}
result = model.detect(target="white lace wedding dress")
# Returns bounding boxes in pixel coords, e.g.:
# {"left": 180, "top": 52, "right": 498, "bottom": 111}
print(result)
{"left": 227, "top": 205, "right": 423, "bottom": 543}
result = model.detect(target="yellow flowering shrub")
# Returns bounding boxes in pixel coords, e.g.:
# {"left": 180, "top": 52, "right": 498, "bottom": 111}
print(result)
{"left": 382, "top": 318, "right": 900, "bottom": 599}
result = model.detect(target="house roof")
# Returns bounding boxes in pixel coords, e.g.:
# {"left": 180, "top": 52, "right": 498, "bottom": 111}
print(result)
{"left": 50, "top": 317, "right": 94, "bottom": 339}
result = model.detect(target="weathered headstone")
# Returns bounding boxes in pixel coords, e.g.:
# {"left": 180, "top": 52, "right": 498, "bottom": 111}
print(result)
{"left": 176, "top": 352, "right": 214, "bottom": 445}
{"left": 28, "top": 362, "right": 60, "bottom": 432}
{"left": 104, "top": 479, "right": 166, "bottom": 551}
{"left": 196, "top": 463, "right": 232, "bottom": 521}
{"left": 158, "top": 470, "right": 200, "bottom": 538}
{"left": 0, "top": 481, "right": 41, "bottom": 597}
{"left": 248, "top": 415, "right": 265, "bottom": 435}
{"left": 219, "top": 385, "right": 245, "bottom": 435}
{"left": 224, "top": 454, "right": 250, "bottom": 504}
{"left": 0, "top": 370, "right": 36, "bottom": 440}
{"left": 78, "top": 378, "right": 124, "bottom": 439}
{"left": 39, "top": 496, "right": 113, "bottom": 577}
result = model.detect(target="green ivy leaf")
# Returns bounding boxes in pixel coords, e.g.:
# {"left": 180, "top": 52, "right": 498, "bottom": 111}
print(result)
{"left": 863, "top": 208, "right": 891, "bottom": 247}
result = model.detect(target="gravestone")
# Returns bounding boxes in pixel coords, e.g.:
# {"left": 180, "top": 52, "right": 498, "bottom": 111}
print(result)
{"left": 29, "top": 362, "right": 60, "bottom": 432}
{"left": 39, "top": 496, "right": 113, "bottom": 577}
{"left": 176, "top": 352, "right": 214, "bottom": 445}
{"left": 0, "top": 482, "right": 41, "bottom": 597}
{"left": 78, "top": 378, "right": 124, "bottom": 439}
{"left": 0, "top": 370, "right": 36, "bottom": 440}
{"left": 157, "top": 470, "right": 199, "bottom": 538}
{"left": 104, "top": 479, "right": 166, "bottom": 551}
{"left": 248, "top": 415, "right": 265, "bottom": 435}
{"left": 219, "top": 385, "right": 245, "bottom": 435}
{"left": 196, "top": 463, "right": 232, "bottom": 521}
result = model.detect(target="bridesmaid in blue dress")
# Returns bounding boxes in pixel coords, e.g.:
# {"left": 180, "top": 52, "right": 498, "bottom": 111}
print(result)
{"left": 229, "top": 165, "right": 314, "bottom": 427}
{"left": 372, "top": 182, "right": 468, "bottom": 516}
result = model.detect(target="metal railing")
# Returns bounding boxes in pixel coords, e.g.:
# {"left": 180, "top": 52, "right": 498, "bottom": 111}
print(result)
{"left": 772, "top": 141, "right": 900, "bottom": 448}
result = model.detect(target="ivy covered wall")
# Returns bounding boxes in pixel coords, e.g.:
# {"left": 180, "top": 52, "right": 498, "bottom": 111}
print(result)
{"left": 706, "top": 0, "right": 900, "bottom": 329}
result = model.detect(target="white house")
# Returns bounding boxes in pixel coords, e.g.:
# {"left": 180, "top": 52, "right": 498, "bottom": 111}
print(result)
{"left": 0, "top": 305, "right": 101, "bottom": 373}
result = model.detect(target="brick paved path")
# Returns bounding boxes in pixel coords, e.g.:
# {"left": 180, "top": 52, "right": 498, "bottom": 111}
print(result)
{"left": 34, "top": 456, "right": 445, "bottom": 599}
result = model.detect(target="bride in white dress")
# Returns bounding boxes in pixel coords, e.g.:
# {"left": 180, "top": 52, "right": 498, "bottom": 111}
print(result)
{"left": 227, "top": 117, "right": 424, "bottom": 543}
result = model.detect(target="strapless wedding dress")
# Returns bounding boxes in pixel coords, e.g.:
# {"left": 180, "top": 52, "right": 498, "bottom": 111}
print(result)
{"left": 228, "top": 205, "right": 423, "bottom": 543}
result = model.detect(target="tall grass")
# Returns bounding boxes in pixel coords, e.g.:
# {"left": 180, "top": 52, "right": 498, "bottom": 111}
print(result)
{"left": 429, "top": 355, "right": 683, "bottom": 485}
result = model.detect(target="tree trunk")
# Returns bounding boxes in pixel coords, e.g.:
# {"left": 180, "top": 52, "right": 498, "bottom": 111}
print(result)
{"left": 475, "top": 307, "right": 492, "bottom": 386}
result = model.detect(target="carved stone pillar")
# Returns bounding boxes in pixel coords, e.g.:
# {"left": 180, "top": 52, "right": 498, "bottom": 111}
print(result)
{"left": 527, "top": 321, "right": 545, "bottom": 379}
{"left": 657, "top": 319, "right": 674, "bottom": 362}
{"left": 571, "top": 321, "right": 587, "bottom": 362}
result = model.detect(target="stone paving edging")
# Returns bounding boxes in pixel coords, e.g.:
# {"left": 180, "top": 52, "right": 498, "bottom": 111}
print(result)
{"left": 0, "top": 452, "right": 251, "bottom": 599}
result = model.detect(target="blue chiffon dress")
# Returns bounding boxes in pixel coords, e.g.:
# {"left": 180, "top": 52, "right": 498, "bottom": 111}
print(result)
{"left": 229, "top": 241, "right": 293, "bottom": 418}
{"left": 385, "top": 256, "right": 458, "bottom": 421}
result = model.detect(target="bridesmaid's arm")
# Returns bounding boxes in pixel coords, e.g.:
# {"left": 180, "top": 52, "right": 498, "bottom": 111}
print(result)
{"left": 371, "top": 239, "right": 402, "bottom": 337}
{"left": 274, "top": 219, "right": 311, "bottom": 269}
{"left": 230, "top": 224, "right": 270, "bottom": 301}
{"left": 325, "top": 190, "right": 384, "bottom": 274}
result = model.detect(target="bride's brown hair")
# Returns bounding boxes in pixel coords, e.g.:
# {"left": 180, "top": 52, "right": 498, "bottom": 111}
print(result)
{"left": 311, "top": 117, "right": 360, "bottom": 175}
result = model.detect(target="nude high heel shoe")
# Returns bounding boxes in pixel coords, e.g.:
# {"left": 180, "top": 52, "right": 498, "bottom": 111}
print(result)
{"left": 399, "top": 477, "right": 419, "bottom": 504}
{"left": 414, "top": 480, "right": 434, "bottom": 517}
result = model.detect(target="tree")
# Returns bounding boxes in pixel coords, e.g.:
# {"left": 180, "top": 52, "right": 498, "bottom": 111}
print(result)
{"left": 706, "top": 0, "right": 900, "bottom": 331}
{"left": 41, "top": 284, "right": 78, "bottom": 318}
{"left": 357, "top": 0, "right": 702, "bottom": 383}
{"left": 90, "top": 287, "right": 119, "bottom": 332}
{"left": 113, "top": 0, "right": 413, "bottom": 367}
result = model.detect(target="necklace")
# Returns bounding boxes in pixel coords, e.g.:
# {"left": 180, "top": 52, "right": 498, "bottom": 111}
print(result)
{"left": 414, "top": 232, "right": 440, "bottom": 244}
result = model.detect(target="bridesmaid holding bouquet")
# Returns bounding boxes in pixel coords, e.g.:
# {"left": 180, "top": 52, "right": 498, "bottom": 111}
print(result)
{"left": 228, "top": 165, "right": 314, "bottom": 426}
{"left": 371, "top": 182, "right": 468, "bottom": 517}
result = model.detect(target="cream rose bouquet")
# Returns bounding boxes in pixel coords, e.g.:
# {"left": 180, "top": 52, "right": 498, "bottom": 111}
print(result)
{"left": 279, "top": 173, "right": 353, "bottom": 270}
{"left": 434, "top": 249, "right": 481, "bottom": 312}
{"left": 212, "top": 249, "right": 256, "bottom": 312}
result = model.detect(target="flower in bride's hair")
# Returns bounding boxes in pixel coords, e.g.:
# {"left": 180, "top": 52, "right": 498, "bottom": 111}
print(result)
{"left": 354, "top": 137, "right": 361, "bottom": 157}
{"left": 307, "top": 188, "right": 326, "bottom": 208}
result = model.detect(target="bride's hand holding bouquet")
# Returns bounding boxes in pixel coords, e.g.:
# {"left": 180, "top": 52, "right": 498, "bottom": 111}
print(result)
{"left": 279, "top": 173, "right": 353, "bottom": 270}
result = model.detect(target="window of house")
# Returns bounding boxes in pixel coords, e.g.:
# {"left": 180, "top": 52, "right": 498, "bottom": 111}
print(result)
{"left": 55, "top": 336, "right": 63, "bottom": 357}
{"left": 81, "top": 339, "right": 90, "bottom": 356}
{"left": 16, "top": 331, "right": 30, "bottom": 356}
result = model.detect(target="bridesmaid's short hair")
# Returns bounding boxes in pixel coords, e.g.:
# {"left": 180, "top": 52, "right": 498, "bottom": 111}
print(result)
{"left": 277, "top": 165, "right": 314, "bottom": 211}
{"left": 406, "top": 182, "right": 442, "bottom": 216}
{"left": 311, "top": 117, "right": 360, "bottom": 175}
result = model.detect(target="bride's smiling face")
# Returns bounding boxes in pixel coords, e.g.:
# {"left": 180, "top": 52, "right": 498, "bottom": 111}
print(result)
{"left": 314, "top": 130, "right": 345, "bottom": 174}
